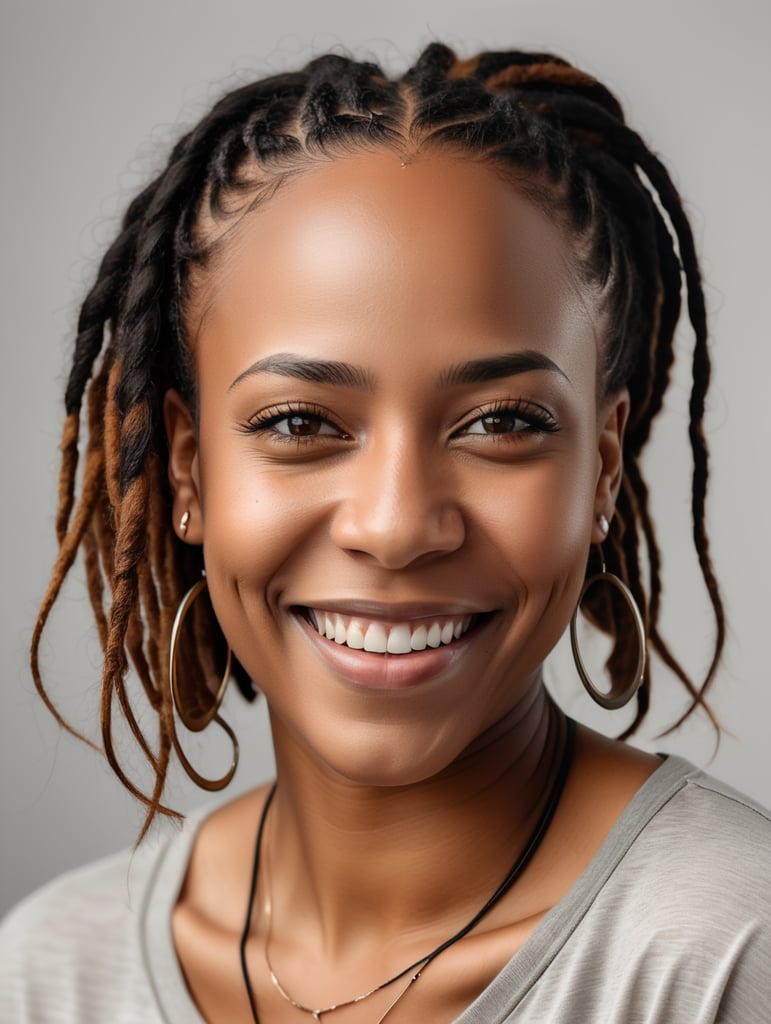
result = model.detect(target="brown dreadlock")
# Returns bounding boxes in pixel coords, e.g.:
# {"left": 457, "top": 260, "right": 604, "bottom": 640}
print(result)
{"left": 32, "top": 43, "right": 726, "bottom": 838}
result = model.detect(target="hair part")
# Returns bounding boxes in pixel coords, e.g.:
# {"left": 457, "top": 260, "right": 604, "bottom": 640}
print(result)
{"left": 33, "top": 42, "right": 725, "bottom": 837}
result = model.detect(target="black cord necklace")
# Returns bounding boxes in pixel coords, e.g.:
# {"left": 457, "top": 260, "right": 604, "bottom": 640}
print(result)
{"left": 239, "top": 716, "right": 576, "bottom": 1023}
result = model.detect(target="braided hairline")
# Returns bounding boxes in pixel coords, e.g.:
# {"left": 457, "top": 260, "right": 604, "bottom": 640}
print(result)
{"left": 33, "top": 43, "right": 725, "bottom": 835}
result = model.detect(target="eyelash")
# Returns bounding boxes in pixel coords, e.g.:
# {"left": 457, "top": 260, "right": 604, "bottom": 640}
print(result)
{"left": 238, "top": 399, "right": 558, "bottom": 445}
{"left": 454, "top": 399, "right": 558, "bottom": 440}
{"left": 238, "top": 403, "right": 349, "bottom": 445}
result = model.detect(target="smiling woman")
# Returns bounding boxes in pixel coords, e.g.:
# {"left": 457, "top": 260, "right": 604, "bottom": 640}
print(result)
{"left": 2, "top": 42, "right": 769, "bottom": 1024}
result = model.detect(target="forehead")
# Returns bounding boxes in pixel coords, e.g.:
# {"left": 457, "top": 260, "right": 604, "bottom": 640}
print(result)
{"left": 193, "top": 149, "right": 598, "bottom": 384}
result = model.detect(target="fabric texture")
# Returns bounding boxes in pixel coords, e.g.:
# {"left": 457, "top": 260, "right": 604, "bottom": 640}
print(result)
{"left": 2, "top": 756, "right": 770, "bottom": 1023}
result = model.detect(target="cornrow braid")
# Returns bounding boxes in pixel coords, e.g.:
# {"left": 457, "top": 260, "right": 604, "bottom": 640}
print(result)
{"left": 35, "top": 42, "right": 725, "bottom": 833}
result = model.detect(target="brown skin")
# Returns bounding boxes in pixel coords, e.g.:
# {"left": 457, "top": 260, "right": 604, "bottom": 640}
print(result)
{"left": 165, "top": 151, "right": 660, "bottom": 1022}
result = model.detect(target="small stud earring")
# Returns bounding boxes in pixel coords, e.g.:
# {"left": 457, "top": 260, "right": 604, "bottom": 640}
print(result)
{"left": 597, "top": 514, "right": 610, "bottom": 538}
{"left": 179, "top": 510, "right": 191, "bottom": 537}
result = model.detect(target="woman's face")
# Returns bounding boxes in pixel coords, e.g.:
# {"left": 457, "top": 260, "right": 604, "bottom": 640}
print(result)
{"left": 166, "top": 149, "right": 627, "bottom": 785}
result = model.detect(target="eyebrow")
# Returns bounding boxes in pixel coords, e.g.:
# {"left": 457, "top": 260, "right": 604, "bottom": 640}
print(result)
{"left": 228, "top": 348, "right": 569, "bottom": 393}
{"left": 439, "top": 351, "right": 570, "bottom": 387}
{"left": 228, "top": 353, "right": 375, "bottom": 392}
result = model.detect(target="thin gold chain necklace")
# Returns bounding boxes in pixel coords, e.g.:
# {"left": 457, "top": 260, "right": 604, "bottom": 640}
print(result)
{"left": 239, "top": 716, "right": 576, "bottom": 1023}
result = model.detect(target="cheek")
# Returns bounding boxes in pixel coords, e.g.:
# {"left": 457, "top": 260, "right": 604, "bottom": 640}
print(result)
{"left": 192, "top": 422, "right": 330, "bottom": 638}
{"left": 476, "top": 449, "right": 597, "bottom": 580}
{"left": 470, "top": 450, "right": 599, "bottom": 685}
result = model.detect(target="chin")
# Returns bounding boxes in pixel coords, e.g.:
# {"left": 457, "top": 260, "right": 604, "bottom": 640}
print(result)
{"left": 276, "top": 710, "right": 479, "bottom": 790}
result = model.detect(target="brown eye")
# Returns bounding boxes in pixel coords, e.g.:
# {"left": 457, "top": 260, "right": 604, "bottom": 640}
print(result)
{"left": 284, "top": 414, "right": 325, "bottom": 436}
{"left": 242, "top": 404, "right": 349, "bottom": 443}
{"left": 484, "top": 413, "right": 518, "bottom": 434}
{"left": 459, "top": 401, "right": 557, "bottom": 440}
{"left": 267, "top": 413, "right": 341, "bottom": 438}
{"left": 467, "top": 412, "right": 528, "bottom": 435}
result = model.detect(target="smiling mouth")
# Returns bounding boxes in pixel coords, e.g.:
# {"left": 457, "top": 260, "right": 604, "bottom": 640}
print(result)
{"left": 298, "top": 608, "right": 490, "bottom": 654}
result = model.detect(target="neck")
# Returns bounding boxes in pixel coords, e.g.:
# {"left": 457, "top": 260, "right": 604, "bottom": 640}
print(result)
{"left": 262, "top": 687, "right": 567, "bottom": 957}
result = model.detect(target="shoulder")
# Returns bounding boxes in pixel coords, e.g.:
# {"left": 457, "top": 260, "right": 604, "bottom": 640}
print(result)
{"left": 498, "top": 759, "right": 771, "bottom": 1022}
{"left": 590, "top": 758, "right": 771, "bottom": 934}
{"left": 0, "top": 817, "right": 201, "bottom": 1023}
{"left": 623, "top": 759, "right": 771, "bottom": 903}
{"left": 574, "top": 759, "right": 771, "bottom": 1014}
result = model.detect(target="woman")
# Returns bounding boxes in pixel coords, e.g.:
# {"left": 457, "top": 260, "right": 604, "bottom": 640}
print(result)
{"left": 2, "top": 42, "right": 769, "bottom": 1022}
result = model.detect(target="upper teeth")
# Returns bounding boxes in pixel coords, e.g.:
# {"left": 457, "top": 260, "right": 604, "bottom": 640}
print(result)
{"left": 310, "top": 611, "right": 473, "bottom": 654}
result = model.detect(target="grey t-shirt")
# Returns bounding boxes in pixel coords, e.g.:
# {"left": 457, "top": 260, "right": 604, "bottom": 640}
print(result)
{"left": 2, "top": 755, "right": 770, "bottom": 1022}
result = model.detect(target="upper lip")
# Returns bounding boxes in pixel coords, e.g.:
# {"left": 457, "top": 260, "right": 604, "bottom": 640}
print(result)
{"left": 292, "top": 600, "right": 495, "bottom": 621}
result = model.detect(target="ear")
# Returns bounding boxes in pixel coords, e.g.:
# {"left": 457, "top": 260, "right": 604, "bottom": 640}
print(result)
{"left": 593, "top": 387, "right": 630, "bottom": 544}
{"left": 163, "top": 389, "right": 203, "bottom": 545}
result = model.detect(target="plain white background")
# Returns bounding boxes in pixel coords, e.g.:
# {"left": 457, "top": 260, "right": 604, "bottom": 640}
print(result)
{"left": 1, "top": 0, "right": 769, "bottom": 916}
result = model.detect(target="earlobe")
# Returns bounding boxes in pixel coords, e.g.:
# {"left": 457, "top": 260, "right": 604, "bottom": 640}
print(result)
{"left": 593, "top": 388, "right": 630, "bottom": 543}
{"left": 163, "top": 389, "right": 203, "bottom": 544}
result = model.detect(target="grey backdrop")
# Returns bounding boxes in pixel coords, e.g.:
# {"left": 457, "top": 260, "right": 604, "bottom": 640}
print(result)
{"left": 2, "top": 0, "right": 769, "bottom": 916}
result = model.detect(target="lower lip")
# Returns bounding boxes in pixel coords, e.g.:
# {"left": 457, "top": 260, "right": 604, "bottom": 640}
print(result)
{"left": 295, "top": 613, "right": 484, "bottom": 690}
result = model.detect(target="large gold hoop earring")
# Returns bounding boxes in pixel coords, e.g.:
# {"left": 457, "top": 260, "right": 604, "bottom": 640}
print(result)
{"left": 570, "top": 549, "right": 647, "bottom": 710}
{"left": 169, "top": 573, "right": 239, "bottom": 790}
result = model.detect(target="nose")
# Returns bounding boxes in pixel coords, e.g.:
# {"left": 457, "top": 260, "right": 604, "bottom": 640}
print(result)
{"left": 328, "top": 434, "right": 466, "bottom": 569}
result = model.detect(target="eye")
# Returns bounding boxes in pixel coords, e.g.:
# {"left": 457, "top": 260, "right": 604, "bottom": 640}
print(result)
{"left": 238, "top": 403, "right": 350, "bottom": 444}
{"left": 273, "top": 413, "right": 339, "bottom": 437}
{"left": 458, "top": 400, "right": 558, "bottom": 438}
{"left": 464, "top": 410, "right": 531, "bottom": 435}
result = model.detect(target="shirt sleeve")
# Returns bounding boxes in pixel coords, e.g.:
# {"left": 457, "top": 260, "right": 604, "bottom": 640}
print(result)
{"left": 0, "top": 851, "right": 165, "bottom": 1024}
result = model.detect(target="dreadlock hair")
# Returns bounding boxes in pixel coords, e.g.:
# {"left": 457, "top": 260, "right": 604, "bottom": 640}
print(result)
{"left": 33, "top": 42, "right": 726, "bottom": 837}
